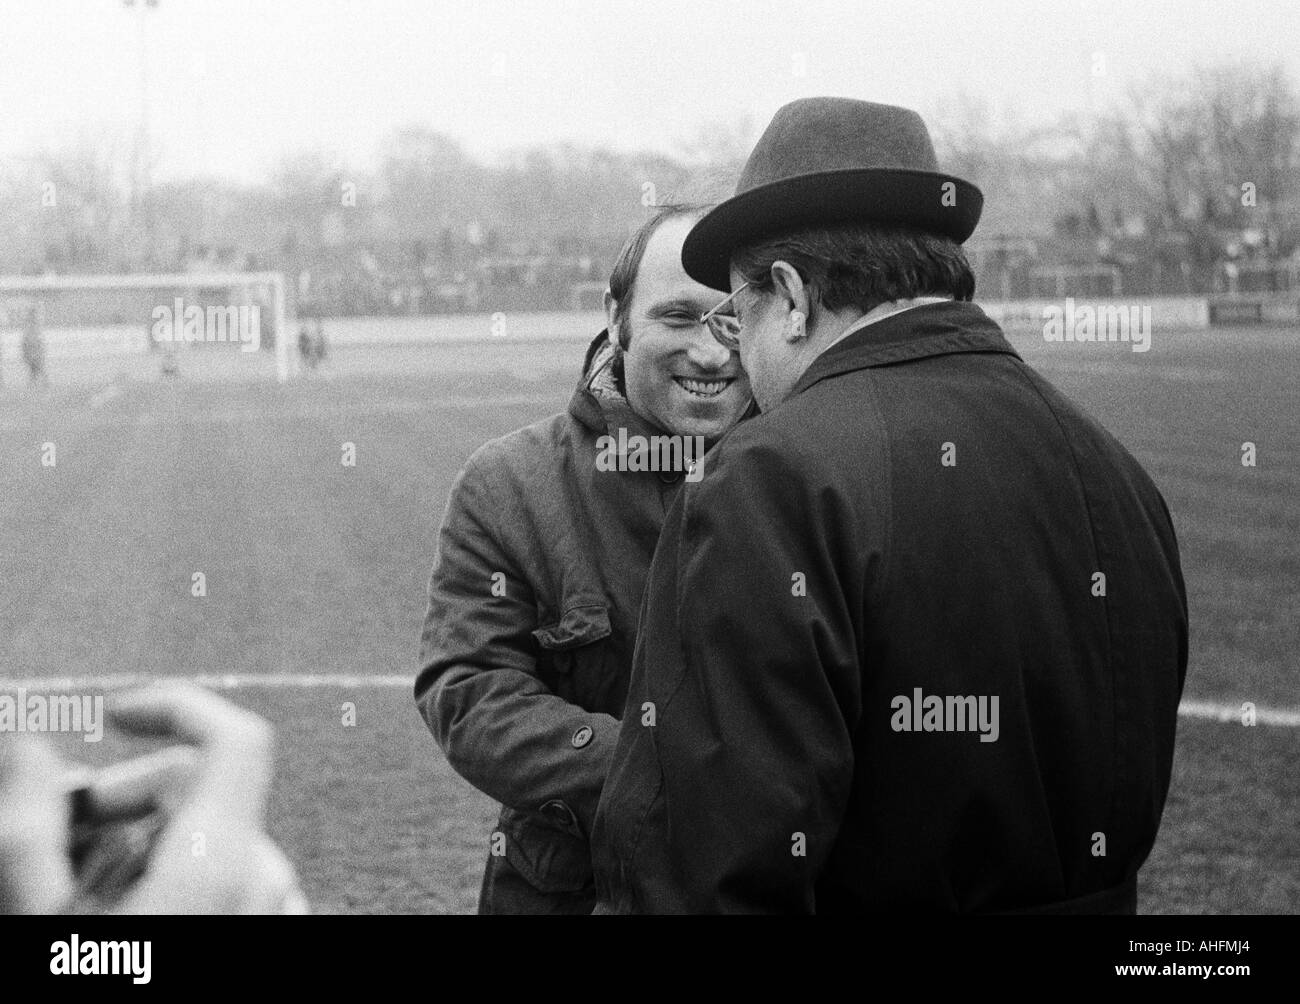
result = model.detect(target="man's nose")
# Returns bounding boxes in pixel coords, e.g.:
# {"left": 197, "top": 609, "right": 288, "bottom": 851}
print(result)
{"left": 686, "top": 326, "right": 733, "bottom": 370}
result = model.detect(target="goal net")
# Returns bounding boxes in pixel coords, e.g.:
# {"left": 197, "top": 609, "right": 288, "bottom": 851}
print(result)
{"left": 1027, "top": 265, "right": 1123, "bottom": 299}
{"left": 0, "top": 272, "right": 292, "bottom": 384}
{"left": 1221, "top": 260, "right": 1300, "bottom": 295}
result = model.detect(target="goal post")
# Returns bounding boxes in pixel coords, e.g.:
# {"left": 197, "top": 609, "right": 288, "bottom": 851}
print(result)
{"left": 0, "top": 271, "right": 293, "bottom": 383}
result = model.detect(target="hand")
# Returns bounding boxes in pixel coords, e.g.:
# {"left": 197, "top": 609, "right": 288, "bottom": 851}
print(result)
{"left": 101, "top": 682, "right": 307, "bottom": 914}
{"left": 0, "top": 682, "right": 307, "bottom": 915}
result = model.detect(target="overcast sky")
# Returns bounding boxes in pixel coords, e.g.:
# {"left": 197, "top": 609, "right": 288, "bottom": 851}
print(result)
{"left": 3, "top": 0, "right": 1298, "bottom": 183}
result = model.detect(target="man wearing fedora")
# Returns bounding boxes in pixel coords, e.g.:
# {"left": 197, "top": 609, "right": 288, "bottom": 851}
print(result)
{"left": 590, "top": 98, "right": 1188, "bottom": 913}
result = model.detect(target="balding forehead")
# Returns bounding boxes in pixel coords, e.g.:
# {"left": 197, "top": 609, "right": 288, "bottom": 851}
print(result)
{"left": 634, "top": 218, "right": 712, "bottom": 292}
{"left": 639, "top": 215, "right": 701, "bottom": 271}
{"left": 617, "top": 215, "right": 704, "bottom": 313}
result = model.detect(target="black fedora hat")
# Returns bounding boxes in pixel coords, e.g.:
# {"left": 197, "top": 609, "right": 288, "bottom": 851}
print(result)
{"left": 681, "top": 97, "right": 983, "bottom": 290}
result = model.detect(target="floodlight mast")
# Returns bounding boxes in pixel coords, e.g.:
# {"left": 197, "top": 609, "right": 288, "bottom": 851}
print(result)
{"left": 123, "top": 0, "right": 161, "bottom": 255}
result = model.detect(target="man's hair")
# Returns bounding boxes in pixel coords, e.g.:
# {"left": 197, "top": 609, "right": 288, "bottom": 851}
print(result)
{"left": 607, "top": 202, "right": 711, "bottom": 351}
{"left": 731, "top": 223, "right": 976, "bottom": 314}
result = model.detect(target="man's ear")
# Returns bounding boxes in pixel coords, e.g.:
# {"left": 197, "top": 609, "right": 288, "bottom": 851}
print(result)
{"left": 770, "top": 260, "right": 810, "bottom": 314}
{"left": 770, "top": 260, "right": 811, "bottom": 340}
{"left": 602, "top": 289, "right": 619, "bottom": 345}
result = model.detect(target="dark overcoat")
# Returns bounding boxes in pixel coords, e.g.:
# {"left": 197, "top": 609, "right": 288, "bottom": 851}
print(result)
{"left": 591, "top": 300, "right": 1189, "bottom": 913}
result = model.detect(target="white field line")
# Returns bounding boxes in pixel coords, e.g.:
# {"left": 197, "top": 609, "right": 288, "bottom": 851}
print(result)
{"left": 1177, "top": 699, "right": 1300, "bottom": 728}
{"left": 0, "top": 674, "right": 411, "bottom": 690}
{"left": 0, "top": 675, "right": 1296, "bottom": 726}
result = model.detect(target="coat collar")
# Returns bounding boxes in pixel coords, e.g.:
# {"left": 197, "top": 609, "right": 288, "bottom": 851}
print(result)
{"left": 791, "top": 300, "right": 1021, "bottom": 397}
{"left": 821, "top": 295, "right": 954, "bottom": 352}
{"left": 568, "top": 330, "right": 669, "bottom": 447}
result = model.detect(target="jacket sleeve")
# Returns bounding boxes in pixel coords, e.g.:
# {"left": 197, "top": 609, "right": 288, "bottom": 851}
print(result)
{"left": 414, "top": 453, "right": 618, "bottom": 837}
{"left": 652, "top": 436, "right": 861, "bottom": 912}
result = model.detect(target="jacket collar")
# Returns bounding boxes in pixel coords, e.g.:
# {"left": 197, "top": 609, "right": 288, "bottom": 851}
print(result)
{"left": 791, "top": 300, "right": 1021, "bottom": 397}
{"left": 568, "top": 330, "right": 668, "bottom": 446}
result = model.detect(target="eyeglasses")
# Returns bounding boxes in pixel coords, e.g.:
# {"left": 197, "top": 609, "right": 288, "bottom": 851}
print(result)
{"left": 699, "top": 281, "right": 750, "bottom": 351}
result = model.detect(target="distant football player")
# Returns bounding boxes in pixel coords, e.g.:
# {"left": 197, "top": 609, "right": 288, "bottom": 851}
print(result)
{"left": 21, "top": 306, "right": 47, "bottom": 386}
{"left": 312, "top": 318, "right": 328, "bottom": 367}
{"left": 298, "top": 322, "right": 315, "bottom": 371}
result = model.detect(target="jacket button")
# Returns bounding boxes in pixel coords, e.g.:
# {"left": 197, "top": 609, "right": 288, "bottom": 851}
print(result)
{"left": 540, "top": 799, "right": 576, "bottom": 826}
{"left": 571, "top": 725, "right": 593, "bottom": 748}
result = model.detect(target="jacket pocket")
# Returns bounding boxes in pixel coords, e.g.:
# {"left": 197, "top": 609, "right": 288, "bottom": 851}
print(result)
{"left": 498, "top": 804, "right": 595, "bottom": 895}
{"left": 532, "top": 603, "right": 611, "bottom": 655}
{"left": 532, "top": 604, "right": 614, "bottom": 704}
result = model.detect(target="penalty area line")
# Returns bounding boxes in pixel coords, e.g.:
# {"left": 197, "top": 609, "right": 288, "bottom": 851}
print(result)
{"left": 0, "top": 676, "right": 1296, "bottom": 727}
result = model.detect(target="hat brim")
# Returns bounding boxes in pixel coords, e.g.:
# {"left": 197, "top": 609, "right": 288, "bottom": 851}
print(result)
{"left": 681, "top": 168, "right": 983, "bottom": 291}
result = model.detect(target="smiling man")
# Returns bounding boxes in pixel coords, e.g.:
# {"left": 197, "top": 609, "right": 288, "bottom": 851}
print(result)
{"left": 414, "top": 203, "right": 750, "bottom": 914}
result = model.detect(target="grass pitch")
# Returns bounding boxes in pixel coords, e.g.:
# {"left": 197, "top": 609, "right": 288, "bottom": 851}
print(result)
{"left": 0, "top": 319, "right": 1295, "bottom": 913}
